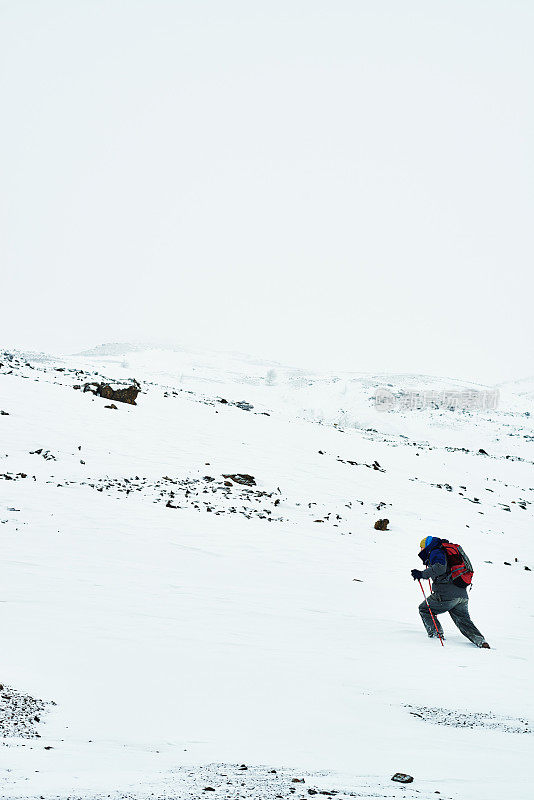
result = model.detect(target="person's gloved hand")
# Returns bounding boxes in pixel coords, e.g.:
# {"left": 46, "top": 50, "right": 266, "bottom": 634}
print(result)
{"left": 411, "top": 569, "right": 424, "bottom": 580}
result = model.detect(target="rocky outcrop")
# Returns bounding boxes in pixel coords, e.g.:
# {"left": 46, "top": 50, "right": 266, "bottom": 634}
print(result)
{"left": 391, "top": 773, "right": 413, "bottom": 784}
{"left": 222, "top": 473, "right": 256, "bottom": 486}
{"left": 83, "top": 381, "right": 140, "bottom": 405}
{"left": 374, "top": 518, "right": 389, "bottom": 530}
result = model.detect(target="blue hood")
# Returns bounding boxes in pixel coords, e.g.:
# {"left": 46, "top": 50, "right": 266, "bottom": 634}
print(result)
{"left": 419, "top": 537, "right": 449, "bottom": 566}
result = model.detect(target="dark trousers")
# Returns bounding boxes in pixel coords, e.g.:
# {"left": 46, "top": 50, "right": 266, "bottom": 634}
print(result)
{"left": 419, "top": 594, "right": 486, "bottom": 646}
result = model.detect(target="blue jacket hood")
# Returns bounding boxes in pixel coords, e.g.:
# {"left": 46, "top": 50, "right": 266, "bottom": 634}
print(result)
{"left": 419, "top": 537, "right": 449, "bottom": 565}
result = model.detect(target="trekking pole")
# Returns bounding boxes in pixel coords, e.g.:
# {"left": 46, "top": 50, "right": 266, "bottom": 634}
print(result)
{"left": 418, "top": 579, "right": 444, "bottom": 646}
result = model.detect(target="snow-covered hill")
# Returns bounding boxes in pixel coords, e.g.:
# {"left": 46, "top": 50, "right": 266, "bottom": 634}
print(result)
{"left": 0, "top": 346, "right": 532, "bottom": 800}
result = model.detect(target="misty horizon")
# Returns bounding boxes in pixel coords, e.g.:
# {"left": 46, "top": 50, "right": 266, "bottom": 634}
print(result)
{"left": 2, "top": 1, "right": 532, "bottom": 385}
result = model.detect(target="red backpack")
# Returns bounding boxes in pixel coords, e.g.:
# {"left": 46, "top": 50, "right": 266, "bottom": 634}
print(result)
{"left": 441, "top": 542, "right": 474, "bottom": 587}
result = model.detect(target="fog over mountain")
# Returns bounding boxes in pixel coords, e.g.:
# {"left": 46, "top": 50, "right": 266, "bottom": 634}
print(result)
{"left": 1, "top": 1, "right": 533, "bottom": 383}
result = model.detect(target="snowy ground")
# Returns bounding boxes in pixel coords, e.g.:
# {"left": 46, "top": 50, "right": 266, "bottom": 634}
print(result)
{"left": 0, "top": 347, "right": 532, "bottom": 799}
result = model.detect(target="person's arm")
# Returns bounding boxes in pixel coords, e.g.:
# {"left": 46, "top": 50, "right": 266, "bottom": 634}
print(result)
{"left": 419, "top": 561, "right": 447, "bottom": 580}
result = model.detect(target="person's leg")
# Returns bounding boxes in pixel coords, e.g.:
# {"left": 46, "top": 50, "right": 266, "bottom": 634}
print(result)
{"left": 418, "top": 595, "right": 455, "bottom": 638}
{"left": 448, "top": 598, "right": 487, "bottom": 647}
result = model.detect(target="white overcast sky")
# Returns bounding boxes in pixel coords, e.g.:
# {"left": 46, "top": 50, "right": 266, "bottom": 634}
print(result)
{"left": 1, "top": 1, "right": 532, "bottom": 382}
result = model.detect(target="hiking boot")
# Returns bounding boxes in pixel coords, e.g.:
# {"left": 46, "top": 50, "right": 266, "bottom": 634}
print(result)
{"left": 480, "top": 642, "right": 490, "bottom": 649}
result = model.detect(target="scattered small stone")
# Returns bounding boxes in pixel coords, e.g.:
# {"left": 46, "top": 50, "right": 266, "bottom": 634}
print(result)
{"left": 29, "top": 448, "right": 56, "bottom": 461}
{"left": 104, "top": 404, "right": 118, "bottom": 410}
{"left": 0, "top": 685, "right": 53, "bottom": 738}
{"left": 406, "top": 704, "right": 532, "bottom": 733}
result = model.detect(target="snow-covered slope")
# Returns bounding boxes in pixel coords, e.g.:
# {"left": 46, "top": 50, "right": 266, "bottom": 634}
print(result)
{"left": 0, "top": 347, "right": 532, "bottom": 800}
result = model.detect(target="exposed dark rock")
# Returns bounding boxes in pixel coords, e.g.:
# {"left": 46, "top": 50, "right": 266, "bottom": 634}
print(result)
{"left": 391, "top": 774, "right": 413, "bottom": 784}
{"left": 105, "top": 404, "right": 118, "bottom": 410}
{"left": 406, "top": 703, "right": 531, "bottom": 733}
{"left": 84, "top": 381, "right": 140, "bottom": 405}
{"left": 374, "top": 518, "right": 389, "bottom": 531}
{"left": 0, "top": 685, "right": 54, "bottom": 738}
{"left": 223, "top": 474, "right": 256, "bottom": 486}
{"left": 30, "top": 448, "right": 56, "bottom": 461}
